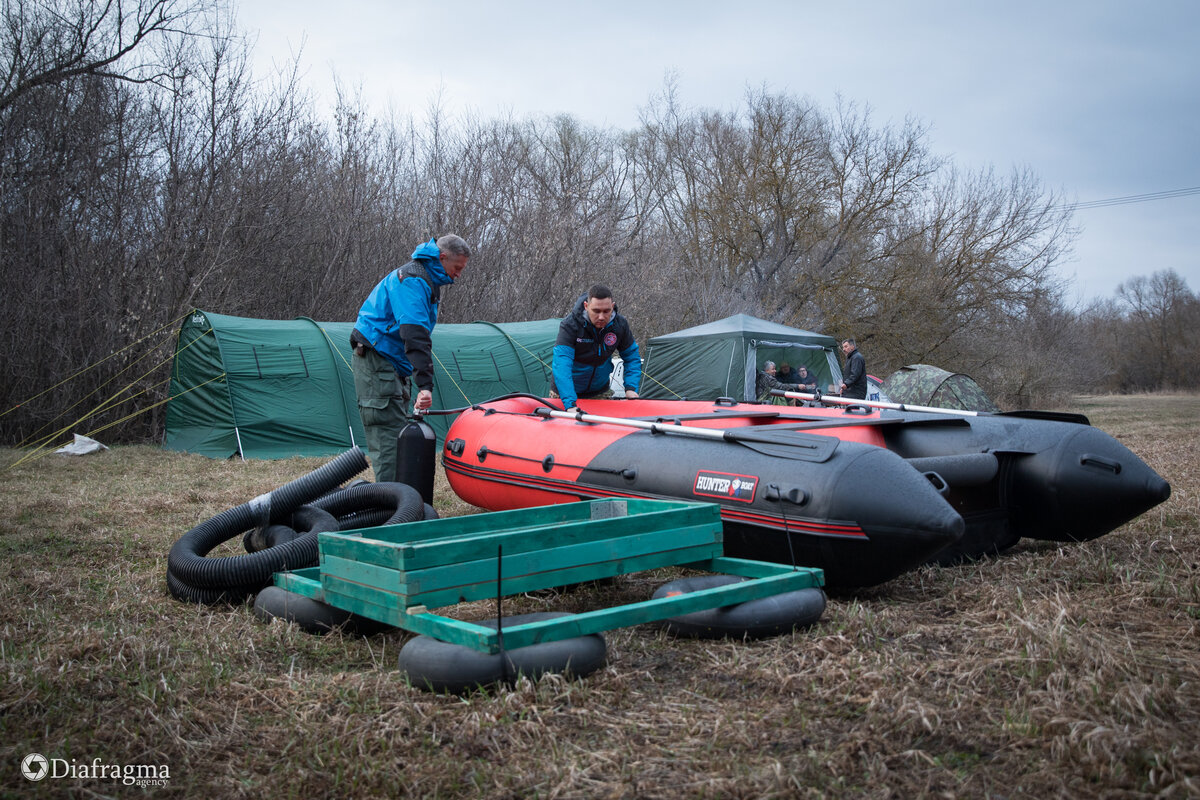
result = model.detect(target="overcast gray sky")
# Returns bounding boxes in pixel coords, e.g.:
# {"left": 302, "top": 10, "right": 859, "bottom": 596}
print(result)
{"left": 239, "top": 0, "right": 1200, "bottom": 303}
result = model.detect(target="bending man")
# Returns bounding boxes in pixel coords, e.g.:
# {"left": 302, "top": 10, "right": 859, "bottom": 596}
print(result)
{"left": 551, "top": 285, "right": 642, "bottom": 411}
{"left": 351, "top": 234, "right": 471, "bottom": 481}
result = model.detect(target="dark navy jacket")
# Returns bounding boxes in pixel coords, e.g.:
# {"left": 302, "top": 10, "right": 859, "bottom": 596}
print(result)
{"left": 552, "top": 295, "right": 642, "bottom": 408}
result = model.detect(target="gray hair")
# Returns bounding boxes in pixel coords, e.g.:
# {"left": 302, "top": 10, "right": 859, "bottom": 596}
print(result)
{"left": 764, "top": 361, "right": 776, "bottom": 370}
{"left": 437, "top": 234, "right": 472, "bottom": 258}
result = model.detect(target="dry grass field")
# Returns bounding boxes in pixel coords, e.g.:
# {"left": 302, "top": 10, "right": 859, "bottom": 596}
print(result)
{"left": 1, "top": 394, "right": 1197, "bottom": 798}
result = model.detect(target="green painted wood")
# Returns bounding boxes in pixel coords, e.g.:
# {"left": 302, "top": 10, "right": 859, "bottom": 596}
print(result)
{"left": 334, "top": 498, "right": 646, "bottom": 545}
{"left": 321, "top": 587, "right": 405, "bottom": 628}
{"left": 319, "top": 554, "right": 412, "bottom": 608}
{"left": 690, "top": 556, "right": 827, "bottom": 584}
{"left": 321, "top": 522, "right": 720, "bottom": 595}
{"left": 320, "top": 574, "right": 404, "bottom": 618}
{"left": 267, "top": 501, "right": 826, "bottom": 655}
{"left": 319, "top": 502, "right": 721, "bottom": 571}
{"left": 399, "top": 523, "right": 720, "bottom": 593}
{"left": 318, "top": 502, "right": 607, "bottom": 568}
{"left": 396, "top": 506, "right": 719, "bottom": 570}
{"left": 323, "top": 541, "right": 723, "bottom": 610}
{"left": 273, "top": 568, "right": 324, "bottom": 599}
{"left": 398, "top": 569, "right": 823, "bottom": 652}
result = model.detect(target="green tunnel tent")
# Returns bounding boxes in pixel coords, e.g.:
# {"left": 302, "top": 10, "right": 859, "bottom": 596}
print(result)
{"left": 883, "top": 364, "right": 1000, "bottom": 413}
{"left": 639, "top": 314, "right": 844, "bottom": 402}
{"left": 164, "top": 310, "right": 559, "bottom": 459}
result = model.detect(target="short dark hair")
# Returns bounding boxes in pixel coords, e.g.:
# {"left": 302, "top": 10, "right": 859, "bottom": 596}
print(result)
{"left": 842, "top": 338, "right": 857, "bottom": 348}
{"left": 588, "top": 284, "right": 613, "bottom": 301}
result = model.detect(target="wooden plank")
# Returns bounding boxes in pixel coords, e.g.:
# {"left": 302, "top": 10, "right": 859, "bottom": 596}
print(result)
{"left": 273, "top": 568, "right": 324, "bottom": 599}
{"left": 489, "top": 570, "right": 821, "bottom": 648}
{"left": 322, "top": 587, "right": 405, "bottom": 628}
{"left": 398, "top": 523, "right": 722, "bottom": 594}
{"left": 384, "top": 541, "right": 724, "bottom": 609}
{"left": 321, "top": 574, "right": 405, "bottom": 619}
{"left": 335, "top": 501, "right": 601, "bottom": 544}
{"left": 688, "top": 556, "right": 826, "bottom": 585}
{"left": 320, "top": 554, "right": 409, "bottom": 606}
{"left": 322, "top": 503, "right": 719, "bottom": 571}
{"left": 320, "top": 505, "right": 598, "bottom": 569}
{"left": 400, "top": 570, "right": 822, "bottom": 652}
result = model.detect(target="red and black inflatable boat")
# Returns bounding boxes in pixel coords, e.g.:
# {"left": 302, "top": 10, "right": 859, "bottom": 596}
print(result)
{"left": 441, "top": 395, "right": 1170, "bottom": 588}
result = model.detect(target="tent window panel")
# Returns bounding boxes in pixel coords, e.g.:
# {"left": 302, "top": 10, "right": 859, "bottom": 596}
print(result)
{"left": 224, "top": 344, "right": 312, "bottom": 379}
{"left": 446, "top": 350, "right": 504, "bottom": 382}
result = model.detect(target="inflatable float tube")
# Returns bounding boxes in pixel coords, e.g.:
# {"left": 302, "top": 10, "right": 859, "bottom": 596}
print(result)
{"left": 398, "top": 612, "right": 607, "bottom": 694}
{"left": 252, "top": 586, "right": 394, "bottom": 636}
{"left": 651, "top": 574, "right": 826, "bottom": 639}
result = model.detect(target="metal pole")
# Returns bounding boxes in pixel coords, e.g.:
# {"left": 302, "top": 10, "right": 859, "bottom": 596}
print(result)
{"left": 772, "top": 389, "right": 981, "bottom": 417}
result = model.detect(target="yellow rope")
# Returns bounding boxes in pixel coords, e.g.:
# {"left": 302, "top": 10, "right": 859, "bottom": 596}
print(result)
{"left": 0, "top": 311, "right": 191, "bottom": 420}
{"left": 15, "top": 326, "right": 195, "bottom": 447}
{"left": 314, "top": 323, "right": 354, "bottom": 374}
{"left": 10, "top": 350, "right": 186, "bottom": 466}
{"left": 432, "top": 349, "right": 473, "bottom": 405}
{"left": 637, "top": 370, "right": 683, "bottom": 399}
{"left": 5, "top": 372, "right": 227, "bottom": 471}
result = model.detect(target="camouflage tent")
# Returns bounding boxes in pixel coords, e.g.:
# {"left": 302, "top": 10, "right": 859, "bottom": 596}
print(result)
{"left": 883, "top": 364, "right": 999, "bottom": 413}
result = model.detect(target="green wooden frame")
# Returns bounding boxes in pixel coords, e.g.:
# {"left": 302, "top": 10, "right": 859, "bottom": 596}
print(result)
{"left": 273, "top": 499, "right": 824, "bottom": 653}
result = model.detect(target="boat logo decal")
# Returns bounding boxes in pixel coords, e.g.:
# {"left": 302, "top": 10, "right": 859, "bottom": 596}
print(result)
{"left": 603, "top": 332, "right": 618, "bottom": 346}
{"left": 693, "top": 470, "right": 758, "bottom": 502}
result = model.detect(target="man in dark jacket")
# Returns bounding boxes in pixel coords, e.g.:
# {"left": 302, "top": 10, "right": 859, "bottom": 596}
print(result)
{"left": 840, "top": 338, "right": 867, "bottom": 400}
{"left": 351, "top": 234, "right": 470, "bottom": 481}
{"left": 795, "top": 365, "right": 817, "bottom": 391}
{"left": 551, "top": 285, "right": 642, "bottom": 411}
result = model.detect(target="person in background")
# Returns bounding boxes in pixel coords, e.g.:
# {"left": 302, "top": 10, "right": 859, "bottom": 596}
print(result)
{"left": 551, "top": 285, "right": 642, "bottom": 411}
{"left": 351, "top": 234, "right": 471, "bottom": 481}
{"left": 795, "top": 365, "right": 818, "bottom": 392}
{"left": 840, "top": 338, "right": 867, "bottom": 400}
{"left": 755, "top": 360, "right": 800, "bottom": 403}
{"left": 778, "top": 362, "right": 796, "bottom": 383}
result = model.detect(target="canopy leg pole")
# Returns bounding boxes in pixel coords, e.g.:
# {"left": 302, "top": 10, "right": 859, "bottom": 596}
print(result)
{"left": 233, "top": 427, "right": 246, "bottom": 461}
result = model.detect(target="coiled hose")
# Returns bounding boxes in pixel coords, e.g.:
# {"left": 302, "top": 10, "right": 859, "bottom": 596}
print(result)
{"left": 167, "top": 448, "right": 369, "bottom": 605}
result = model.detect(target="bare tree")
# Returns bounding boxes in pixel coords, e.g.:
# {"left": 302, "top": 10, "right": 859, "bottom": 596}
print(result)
{"left": 1115, "top": 269, "right": 1200, "bottom": 389}
{"left": 1, "top": 0, "right": 212, "bottom": 111}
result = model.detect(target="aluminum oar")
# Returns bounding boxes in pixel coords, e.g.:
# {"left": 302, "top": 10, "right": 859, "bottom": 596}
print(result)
{"left": 770, "top": 389, "right": 982, "bottom": 417}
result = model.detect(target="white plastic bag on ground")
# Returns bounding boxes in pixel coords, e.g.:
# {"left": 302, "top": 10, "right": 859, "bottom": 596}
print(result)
{"left": 55, "top": 433, "right": 109, "bottom": 455}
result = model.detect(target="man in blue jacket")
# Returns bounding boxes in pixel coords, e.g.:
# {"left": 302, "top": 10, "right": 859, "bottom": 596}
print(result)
{"left": 551, "top": 285, "right": 642, "bottom": 411}
{"left": 351, "top": 234, "right": 470, "bottom": 481}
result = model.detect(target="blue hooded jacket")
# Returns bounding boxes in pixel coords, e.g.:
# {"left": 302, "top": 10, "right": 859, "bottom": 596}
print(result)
{"left": 353, "top": 239, "right": 453, "bottom": 391}
{"left": 551, "top": 294, "right": 642, "bottom": 408}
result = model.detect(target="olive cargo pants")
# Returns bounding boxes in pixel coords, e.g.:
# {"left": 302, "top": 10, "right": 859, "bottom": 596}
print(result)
{"left": 352, "top": 347, "right": 412, "bottom": 483}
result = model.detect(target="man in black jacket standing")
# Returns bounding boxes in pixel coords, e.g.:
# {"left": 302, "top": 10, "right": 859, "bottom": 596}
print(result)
{"left": 840, "top": 338, "right": 867, "bottom": 400}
